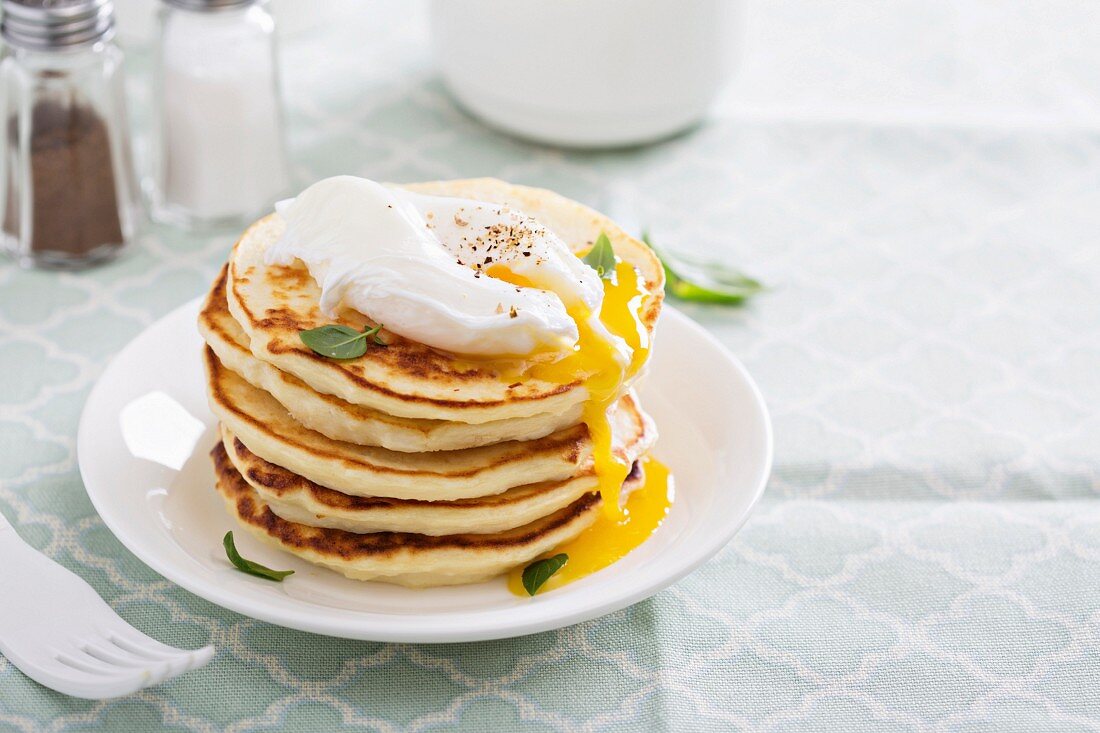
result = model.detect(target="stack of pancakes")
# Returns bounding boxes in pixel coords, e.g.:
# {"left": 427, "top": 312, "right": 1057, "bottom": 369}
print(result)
{"left": 199, "top": 179, "right": 664, "bottom": 587}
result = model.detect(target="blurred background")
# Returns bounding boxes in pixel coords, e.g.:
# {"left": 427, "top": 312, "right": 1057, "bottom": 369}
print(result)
{"left": 115, "top": 0, "right": 1100, "bottom": 128}
{"left": 116, "top": 0, "right": 1100, "bottom": 266}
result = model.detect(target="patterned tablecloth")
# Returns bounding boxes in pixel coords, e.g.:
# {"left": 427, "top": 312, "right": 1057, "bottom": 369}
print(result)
{"left": 3, "top": 1, "right": 1100, "bottom": 731}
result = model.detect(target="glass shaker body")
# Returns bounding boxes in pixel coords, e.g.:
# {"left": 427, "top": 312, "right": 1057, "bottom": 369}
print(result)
{"left": 0, "top": 41, "right": 140, "bottom": 268}
{"left": 149, "top": 2, "right": 290, "bottom": 230}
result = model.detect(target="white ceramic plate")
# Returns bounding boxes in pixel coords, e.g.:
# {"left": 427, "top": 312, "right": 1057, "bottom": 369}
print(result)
{"left": 78, "top": 298, "right": 772, "bottom": 642}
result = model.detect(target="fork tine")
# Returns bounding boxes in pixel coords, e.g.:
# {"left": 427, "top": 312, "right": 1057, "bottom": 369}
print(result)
{"left": 55, "top": 650, "right": 125, "bottom": 676}
{"left": 75, "top": 639, "right": 204, "bottom": 689}
{"left": 44, "top": 664, "right": 150, "bottom": 700}
{"left": 82, "top": 640, "right": 164, "bottom": 669}
{"left": 79, "top": 647, "right": 179, "bottom": 687}
{"left": 105, "top": 625, "right": 196, "bottom": 661}
{"left": 104, "top": 627, "right": 216, "bottom": 681}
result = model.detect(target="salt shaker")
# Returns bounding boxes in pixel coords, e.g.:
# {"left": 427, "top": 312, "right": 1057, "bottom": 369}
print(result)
{"left": 149, "top": 0, "right": 289, "bottom": 230}
{"left": 0, "top": 0, "right": 140, "bottom": 269}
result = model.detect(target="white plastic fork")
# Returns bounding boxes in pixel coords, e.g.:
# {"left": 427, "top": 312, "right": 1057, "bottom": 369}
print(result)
{"left": 0, "top": 511, "right": 214, "bottom": 699}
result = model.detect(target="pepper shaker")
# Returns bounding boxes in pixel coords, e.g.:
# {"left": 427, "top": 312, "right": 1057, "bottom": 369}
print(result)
{"left": 0, "top": 0, "right": 140, "bottom": 269}
{"left": 148, "top": 0, "right": 289, "bottom": 230}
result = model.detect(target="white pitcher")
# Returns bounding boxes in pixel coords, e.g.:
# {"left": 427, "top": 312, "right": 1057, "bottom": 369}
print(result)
{"left": 429, "top": 0, "right": 741, "bottom": 148}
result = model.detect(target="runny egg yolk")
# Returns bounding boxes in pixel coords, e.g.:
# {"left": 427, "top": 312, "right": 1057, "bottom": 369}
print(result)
{"left": 488, "top": 249, "right": 672, "bottom": 597}
{"left": 507, "top": 453, "right": 673, "bottom": 596}
{"left": 487, "top": 258, "right": 650, "bottom": 520}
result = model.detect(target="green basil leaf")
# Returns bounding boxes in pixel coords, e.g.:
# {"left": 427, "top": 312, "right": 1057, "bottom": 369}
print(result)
{"left": 223, "top": 531, "right": 294, "bottom": 581}
{"left": 362, "top": 322, "right": 386, "bottom": 346}
{"left": 643, "top": 233, "right": 763, "bottom": 305}
{"left": 522, "top": 553, "right": 569, "bottom": 595}
{"left": 582, "top": 232, "right": 617, "bottom": 281}
{"left": 299, "top": 323, "right": 385, "bottom": 359}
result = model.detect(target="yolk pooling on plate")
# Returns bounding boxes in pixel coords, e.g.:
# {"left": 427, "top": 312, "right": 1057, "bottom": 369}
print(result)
{"left": 507, "top": 454, "right": 673, "bottom": 596}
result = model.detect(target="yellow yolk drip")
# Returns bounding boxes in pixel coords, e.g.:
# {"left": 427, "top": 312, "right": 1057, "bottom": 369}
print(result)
{"left": 488, "top": 260, "right": 650, "bottom": 520}
{"left": 508, "top": 454, "right": 673, "bottom": 595}
{"left": 487, "top": 253, "right": 669, "bottom": 597}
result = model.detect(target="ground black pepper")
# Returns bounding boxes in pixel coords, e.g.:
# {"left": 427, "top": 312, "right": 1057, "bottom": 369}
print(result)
{"left": 4, "top": 99, "right": 123, "bottom": 258}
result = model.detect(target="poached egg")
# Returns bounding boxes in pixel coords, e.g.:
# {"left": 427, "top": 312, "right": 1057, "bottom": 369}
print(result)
{"left": 266, "top": 176, "right": 605, "bottom": 357}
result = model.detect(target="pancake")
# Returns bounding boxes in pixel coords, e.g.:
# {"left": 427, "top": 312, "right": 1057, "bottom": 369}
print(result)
{"left": 205, "top": 345, "right": 587, "bottom": 500}
{"left": 199, "top": 265, "right": 583, "bottom": 452}
{"left": 205, "top": 347, "right": 648, "bottom": 500}
{"left": 226, "top": 178, "right": 664, "bottom": 423}
{"left": 218, "top": 389, "right": 655, "bottom": 535}
{"left": 212, "top": 442, "right": 603, "bottom": 587}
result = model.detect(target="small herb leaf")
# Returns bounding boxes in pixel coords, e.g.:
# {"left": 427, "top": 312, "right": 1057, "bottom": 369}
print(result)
{"left": 522, "top": 553, "right": 569, "bottom": 595}
{"left": 223, "top": 531, "right": 295, "bottom": 581}
{"left": 299, "top": 323, "right": 385, "bottom": 359}
{"left": 582, "top": 232, "right": 617, "bottom": 281}
{"left": 362, "top": 322, "right": 386, "bottom": 346}
{"left": 643, "top": 232, "right": 764, "bottom": 305}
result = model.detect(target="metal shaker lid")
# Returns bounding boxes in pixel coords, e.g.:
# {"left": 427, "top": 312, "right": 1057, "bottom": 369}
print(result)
{"left": 1, "top": 0, "right": 115, "bottom": 50}
{"left": 161, "top": 0, "right": 256, "bottom": 11}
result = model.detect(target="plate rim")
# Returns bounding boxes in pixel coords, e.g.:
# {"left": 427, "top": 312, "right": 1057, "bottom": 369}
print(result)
{"left": 77, "top": 297, "right": 772, "bottom": 642}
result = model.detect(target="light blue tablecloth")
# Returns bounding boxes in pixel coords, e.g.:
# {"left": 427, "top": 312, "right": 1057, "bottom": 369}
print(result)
{"left": 2, "top": 2, "right": 1099, "bottom": 730}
